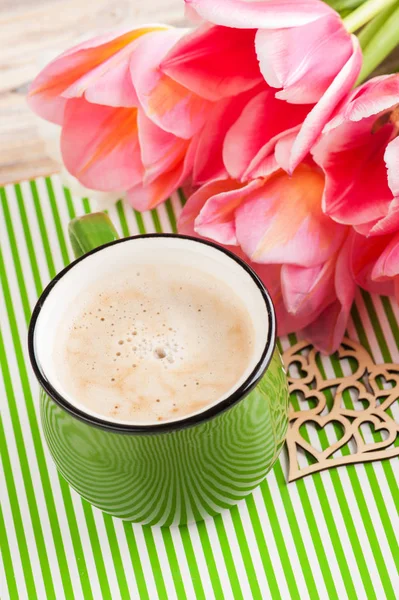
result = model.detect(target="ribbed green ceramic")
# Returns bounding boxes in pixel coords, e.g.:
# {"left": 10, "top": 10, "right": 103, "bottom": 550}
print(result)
{"left": 30, "top": 213, "right": 289, "bottom": 525}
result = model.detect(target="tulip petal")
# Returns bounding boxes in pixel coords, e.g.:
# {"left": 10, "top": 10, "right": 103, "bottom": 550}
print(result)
{"left": 303, "top": 235, "right": 355, "bottom": 353}
{"left": 313, "top": 116, "right": 396, "bottom": 234}
{"left": 137, "top": 110, "right": 189, "bottom": 183}
{"left": 195, "top": 178, "right": 262, "bottom": 244}
{"left": 235, "top": 165, "right": 344, "bottom": 266}
{"left": 191, "top": 88, "right": 257, "bottom": 184}
{"left": 325, "top": 74, "right": 399, "bottom": 132}
{"left": 255, "top": 15, "right": 353, "bottom": 104}
{"left": 130, "top": 28, "right": 211, "bottom": 139}
{"left": 28, "top": 26, "right": 166, "bottom": 123}
{"left": 223, "top": 89, "right": 310, "bottom": 179}
{"left": 127, "top": 137, "right": 196, "bottom": 210}
{"left": 61, "top": 98, "right": 142, "bottom": 191}
{"left": 178, "top": 178, "right": 240, "bottom": 237}
{"left": 289, "top": 36, "right": 361, "bottom": 171}
{"left": 184, "top": 0, "right": 333, "bottom": 29}
{"left": 372, "top": 231, "right": 399, "bottom": 281}
{"left": 281, "top": 259, "right": 335, "bottom": 318}
{"left": 350, "top": 232, "right": 395, "bottom": 295}
{"left": 250, "top": 262, "right": 318, "bottom": 334}
{"left": 161, "top": 25, "right": 262, "bottom": 101}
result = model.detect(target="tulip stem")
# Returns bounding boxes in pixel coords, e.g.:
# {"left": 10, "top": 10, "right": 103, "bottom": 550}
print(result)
{"left": 357, "top": 2, "right": 397, "bottom": 49}
{"left": 356, "top": 2, "right": 399, "bottom": 83}
{"left": 343, "top": 0, "right": 397, "bottom": 32}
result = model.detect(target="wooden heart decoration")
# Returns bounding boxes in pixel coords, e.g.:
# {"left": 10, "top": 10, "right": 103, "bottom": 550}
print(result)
{"left": 283, "top": 338, "right": 399, "bottom": 481}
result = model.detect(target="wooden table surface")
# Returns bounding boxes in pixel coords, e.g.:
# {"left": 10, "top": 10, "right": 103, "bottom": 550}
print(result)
{"left": 0, "top": 0, "right": 185, "bottom": 185}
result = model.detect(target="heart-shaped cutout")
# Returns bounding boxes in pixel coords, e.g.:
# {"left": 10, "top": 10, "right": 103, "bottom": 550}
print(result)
{"left": 293, "top": 415, "right": 353, "bottom": 460}
{"left": 353, "top": 416, "right": 397, "bottom": 453}
{"left": 289, "top": 387, "right": 326, "bottom": 418}
{"left": 334, "top": 382, "right": 374, "bottom": 416}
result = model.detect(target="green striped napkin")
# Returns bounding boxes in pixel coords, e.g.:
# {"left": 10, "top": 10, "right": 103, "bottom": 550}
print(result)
{"left": 1, "top": 176, "right": 398, "bottom": 600}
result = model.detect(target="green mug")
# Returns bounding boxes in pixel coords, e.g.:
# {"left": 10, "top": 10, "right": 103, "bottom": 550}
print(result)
{"left": 28, "top": 213, "right": 289, "bottom": 525}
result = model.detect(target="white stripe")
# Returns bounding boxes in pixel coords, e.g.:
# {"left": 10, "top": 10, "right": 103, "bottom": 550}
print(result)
{"left": 155, "top": 203, "right": 173, "bottom": 233}
{"left": 122, "top": 202, "right": 141, "bottom": 236}
{"left": 140, "top": 209, "right": 156, "bottom": 235}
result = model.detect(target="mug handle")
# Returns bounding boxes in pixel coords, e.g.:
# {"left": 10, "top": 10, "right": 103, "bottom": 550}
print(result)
{"left": 68, "top": 212, "right": 119, "bottom": 259}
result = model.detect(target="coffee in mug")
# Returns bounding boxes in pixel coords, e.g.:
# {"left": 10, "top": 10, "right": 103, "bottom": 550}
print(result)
{"left": 52, "top": 264, "right": 255, "bottom": 424}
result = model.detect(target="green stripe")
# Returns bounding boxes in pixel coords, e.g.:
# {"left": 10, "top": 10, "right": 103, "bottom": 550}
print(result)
{"left": 177, "top": 188, "right": 187, "bottom": 207}
{"left": 30, "top": 181, "right": 56, "bottom": 279}
{"left": 165, "top": 198, "right": 177, "bottom": 233}
{"left": 229, "top": 507, "right": 263, "bottom": 600}
{"left": 0, "top": 411, "right": 37, "bottom": 600}
{"left": 82, "top": 197, "right": 91, "bottom": 214}
{"left": 381, "top": 297, "right": 399, "bottom": 347}
{"left": 151, "top": 208, "right": 162, "bottom": 233}
{"left": 213, "top": 516, "right": 244, "bottom": 600}
{"left": 178, "top": 529, "right": 207, "bottom": 600}
{"left": 273, "top": 463, "right": 321, "bottom": 600}
{"left": 143, "top": 528, "right": 169, "bottom": 600}
{"left": 195, "top": 523, "right": 225, "bottom": 600}
{"left": 81, "top": 503, "right": 112, "bottom": 600}
{"left": 14, "top": 184, "right": 43, "bottom": 296}
{"left": 0, "top": 499, "right": 19, "bottom": 600}
{"left": 161, "top": 529, "right": 188, "bottom": 600}
{"left": 103, "top": 515, "right": 130, "bottom": 599}
{"left": 45, "top": 178, "right": 71, "bottom": 264}
{"left": 245, "top": 495, "right": 282, "bottom": 600}
{"left": 123, "top": 524, "right": 150, "bottom": 600}
{"left": 62, "top": 185, "right": 76, "bottom": 220}
{"left": 133, "top": 208, "right": 146, "bottom": 234}
{"left": 116, "top": 200, "right": 130, "bottom": 237}
{"left": 360, "top": 290, "right": 390, "bottom": 360}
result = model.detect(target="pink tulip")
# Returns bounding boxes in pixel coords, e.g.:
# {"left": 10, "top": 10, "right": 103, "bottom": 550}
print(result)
{"left": 178, "top": 164, "right": 354, "bottom": 353}
{"left": 313, "top": 75, "right": 399, "bottom": 237}
{"left": 184, "top": 0, "right": 362, "bottom": 171}
{"left": 28, "top": 26, "right": 210, "bottom": 205}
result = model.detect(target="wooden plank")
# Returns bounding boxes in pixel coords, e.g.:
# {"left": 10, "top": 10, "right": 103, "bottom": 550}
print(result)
{"left": 0, "top": 0, "right": 185, "bottom": 185}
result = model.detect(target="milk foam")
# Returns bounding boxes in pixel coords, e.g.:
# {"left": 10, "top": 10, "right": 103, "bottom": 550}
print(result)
{"left": 53, "top": 264, "right": 255, "bottom": 424}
